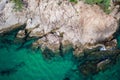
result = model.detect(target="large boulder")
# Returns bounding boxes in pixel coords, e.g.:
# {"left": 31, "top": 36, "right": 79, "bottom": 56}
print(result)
{"left": 0, "top": 0, "right": 120, "bottom": 55}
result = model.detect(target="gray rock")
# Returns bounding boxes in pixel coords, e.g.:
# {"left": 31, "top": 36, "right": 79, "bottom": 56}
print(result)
{"left": 0, "top": 0, "right": 120, "bottom": 55}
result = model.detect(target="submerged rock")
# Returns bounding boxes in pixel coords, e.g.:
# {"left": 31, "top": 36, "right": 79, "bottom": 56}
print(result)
{"left": 42, "top": 47, "right": 55, "bottom": 60}
{"left": 97, "top": 59, "right": 111, "bottom": 71}
{"left": 77, "top": 47, "right": 120, "bottom": 76}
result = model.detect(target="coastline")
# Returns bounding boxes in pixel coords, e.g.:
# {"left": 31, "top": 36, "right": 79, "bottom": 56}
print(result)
{"left": 0, "top": 0, "right": 120, "bottom": 79}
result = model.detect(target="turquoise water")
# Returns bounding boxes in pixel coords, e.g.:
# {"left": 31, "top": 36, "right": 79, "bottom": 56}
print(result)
{"left": 0, "top": 29, "right": 120, "bottom": 80}
{"left": 0, "top": 29, "right": 81, "bottom": 80}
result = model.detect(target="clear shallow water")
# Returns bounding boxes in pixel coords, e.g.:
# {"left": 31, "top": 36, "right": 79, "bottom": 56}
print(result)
{"left": 0, "top": 30, "right": 81, "bottom": 80}
{"left": 0, "top": 29, "right": 120, "bottom": 80}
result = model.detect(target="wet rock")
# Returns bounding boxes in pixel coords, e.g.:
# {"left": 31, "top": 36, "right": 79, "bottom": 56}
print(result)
{"left": 42, "top": 47, "right": 55, "bottom": 60}
{"left": 0, "top": 23, "right": 24, "bottom": 34}
{"left": 16, "top": 30, "right": 26, "bottom": 38}
{"left": 77, "top": 47, "right": 120, "bottom": 76}
{"left": 78, "top": 61, "right": 98, "bottom": 76}
{"left": 97, "top": 59, "right": 111, "bottom": 71}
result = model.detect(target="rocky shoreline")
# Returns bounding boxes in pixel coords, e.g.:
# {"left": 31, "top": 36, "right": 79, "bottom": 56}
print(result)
{"left": 0, "top": 0, "right": 120, "bottom": 55}
{"left": 0, "top": 0, "right": 120, "bottom": 77}
{"left": 0, "top": 22, "right": 120, "bottom": 77}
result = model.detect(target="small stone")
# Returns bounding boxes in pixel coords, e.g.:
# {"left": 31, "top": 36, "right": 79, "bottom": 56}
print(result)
{"left": 16, "top": 30, "right": 25, "bottom": 38}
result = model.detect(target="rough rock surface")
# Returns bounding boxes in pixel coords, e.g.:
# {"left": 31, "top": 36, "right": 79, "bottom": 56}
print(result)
{"left": 77, "top": 47, "right": 120, "bottom": 76}
{"left": 0, "top": 0, "right": 120, "bottom": 55}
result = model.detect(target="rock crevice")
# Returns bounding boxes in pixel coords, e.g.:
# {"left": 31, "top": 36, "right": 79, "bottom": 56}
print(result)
{"left": 0, "top": 0, "right": 120, "bottom": 55}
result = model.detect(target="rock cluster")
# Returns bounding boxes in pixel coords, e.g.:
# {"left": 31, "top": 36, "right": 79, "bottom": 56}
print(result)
{"left": 77, "top": 47, "right": 120, "bottom": 76}
{"left": 0, "top": 0, "right": 120, "bottom": 55}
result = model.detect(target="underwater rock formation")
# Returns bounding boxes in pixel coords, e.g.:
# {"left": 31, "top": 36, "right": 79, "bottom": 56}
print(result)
{"left": 77, "top": 47, "right": 120, "bottom": 76}
{"left": 0, "top": 0, "right": 120, "bottom": 55}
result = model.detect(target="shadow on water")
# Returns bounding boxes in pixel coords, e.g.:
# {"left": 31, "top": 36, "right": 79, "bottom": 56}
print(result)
{"left": 0, "top": 24, "right": 26, "bottom": 47}
{"left": 0, "top": 62, "right": 25, "bottom": 76}
{"left": 42, "top": 47, "right": 55, "bottom": 60}
{"left": 0, "top": 24, "right": 26, "bottom": 39}
{"left": 0, "top": 23, "right": 40, "bottom": 50}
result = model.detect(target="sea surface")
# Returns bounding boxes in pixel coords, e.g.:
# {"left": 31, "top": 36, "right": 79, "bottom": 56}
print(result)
{"left": 0, "top": 29, "right": 120, "bottom": 80}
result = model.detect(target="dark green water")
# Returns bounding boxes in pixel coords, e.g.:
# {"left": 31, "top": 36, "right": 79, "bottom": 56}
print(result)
{"left": 0, "top": 29, "right": 120, "bottom": 80}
